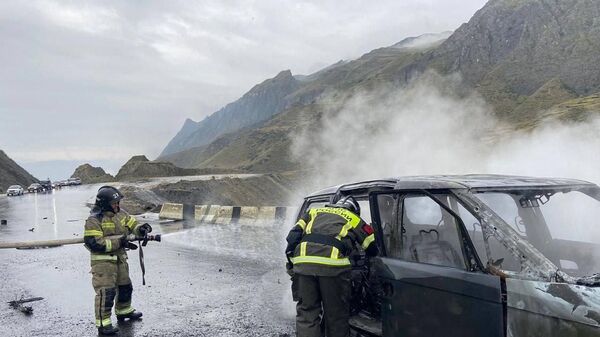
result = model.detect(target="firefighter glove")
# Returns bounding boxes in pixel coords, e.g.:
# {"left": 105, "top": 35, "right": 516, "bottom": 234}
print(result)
{"left": 139, "top": 223, "right": 152, "bottom": 235}
{"left": 126, "top": 242, "right": 138, "bottom": 250}
{"left": 119, "top": 234, "right": 129, "bottom": 247}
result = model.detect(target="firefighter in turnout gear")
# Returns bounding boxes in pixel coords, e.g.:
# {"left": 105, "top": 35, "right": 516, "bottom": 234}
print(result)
{"left": 84, "top": 186, "right": 151, "bottom": 335}
{"left": 286, "top": 196, "right": 378, "bottom": 337}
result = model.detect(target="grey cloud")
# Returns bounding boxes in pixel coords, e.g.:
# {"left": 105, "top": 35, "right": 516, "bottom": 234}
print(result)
{"left": 0, "top": 0, "right": 487, "bottom": 173}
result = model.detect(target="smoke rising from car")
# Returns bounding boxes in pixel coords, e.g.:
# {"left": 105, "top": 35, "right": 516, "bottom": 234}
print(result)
{"left": 280, "top": 73, "right": 600, "bottom": 309}
{"left": 290, "top": 71, "right": 600, "bottom": 188}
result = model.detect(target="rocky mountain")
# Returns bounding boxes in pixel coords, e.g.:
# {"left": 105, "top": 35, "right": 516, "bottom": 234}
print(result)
{"left": 0, "top": 150, "right": 37, "bottom": 192}
{"left": 391, "top": 31, "right": 453, "bottom": 50}
{"left": 161, "top": 38, "right": 434, "bottom": 169}
{"left": 422, "top": 0, "right": 600, "bottom": 121}
{"left": 71, "top": 164, "right": 115, "bottom": 184}
{"left": 160, "top": 70, "right": 303, "bottom": 157}
{"left": 160, "top": 0, "right": 600, "bottom": 173}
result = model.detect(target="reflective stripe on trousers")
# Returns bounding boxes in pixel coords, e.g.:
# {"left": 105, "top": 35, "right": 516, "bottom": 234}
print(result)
{"left": 115, "top": 306, "right": 135, "bottom": 315}
{"left": 95, "top": 317, "right": 112, "bottom": 328}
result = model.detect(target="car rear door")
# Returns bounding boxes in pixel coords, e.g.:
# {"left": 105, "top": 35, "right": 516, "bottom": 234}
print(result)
{"left": 369, "top": 192, "right": 505, "bottom": 337}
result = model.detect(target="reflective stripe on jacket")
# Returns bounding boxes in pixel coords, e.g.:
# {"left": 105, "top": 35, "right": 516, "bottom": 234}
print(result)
{"left": 289, "top": 207, "right": 376, "bottom": 269}
{"left": 83, "top": 210, "right": 140, "bottom": 261}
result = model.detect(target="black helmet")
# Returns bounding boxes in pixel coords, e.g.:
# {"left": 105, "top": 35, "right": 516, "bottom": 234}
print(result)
{"left": 334, "top": 196, "right": 360, "bottom": 215}
{"left": 95, "top": 186, "right": 124, "bottom": 212}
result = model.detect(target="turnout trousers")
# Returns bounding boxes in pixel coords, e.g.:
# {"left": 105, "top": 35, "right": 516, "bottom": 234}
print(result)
{"left": 91, "top": 257, "right": 134, "bottom": 327}
{"left": 296, "top": 270, "right": 351, "bottom": 337}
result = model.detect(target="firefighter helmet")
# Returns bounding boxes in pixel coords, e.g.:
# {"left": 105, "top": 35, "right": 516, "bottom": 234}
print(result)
{"left": 335, "top": 196, "right": 360, "bottom": 215}
{"left": 95, "top": 185, "right": 124, "bottom": 211}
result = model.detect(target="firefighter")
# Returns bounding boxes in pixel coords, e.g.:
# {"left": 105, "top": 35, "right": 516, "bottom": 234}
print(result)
{"left": 83, "top": 186, "right": 152, "bottom": 335}
{"left": 286, "top": 196, "right": 378, "bottom": 337}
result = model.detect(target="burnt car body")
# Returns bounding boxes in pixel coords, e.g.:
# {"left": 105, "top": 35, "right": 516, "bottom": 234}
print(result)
{"left": 296, "top": 175, "right": 600, "bottom": 337}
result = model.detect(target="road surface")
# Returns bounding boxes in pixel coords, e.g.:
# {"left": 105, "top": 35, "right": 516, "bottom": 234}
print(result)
{"left": 0, "top": 184, "right": 295, "bottom": 337}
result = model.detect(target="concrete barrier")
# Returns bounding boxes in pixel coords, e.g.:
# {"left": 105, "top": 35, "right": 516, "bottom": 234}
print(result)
{"left": 159, "top": 203, "right": 184, "bottom": 220}
{"left": 202, "top": 205, "right": 221, "bottom": 223}
{"left": 159, "top": 203, "right": 298, "bottom": 226}
{"left": 237, "top": 206, "right": 259, "bottom": 225}
{"left": 195, "top": 205, "right": 209, "bottom": 221}
{"left": 214, "top": 206, "right": 233, "bottom": 224}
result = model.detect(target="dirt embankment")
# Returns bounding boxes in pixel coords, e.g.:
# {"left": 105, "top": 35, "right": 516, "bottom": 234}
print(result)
{"left": 71, "top": 163, "right": 114, "bottom": 184}
{"left": 151, "top": 172, "right": 308, "bottom": 206}
{"left": 119, "top": 185, "right": 165, "bottom": 214}
{"left": 115, "top": 155, "right": 242, "bottom": 181}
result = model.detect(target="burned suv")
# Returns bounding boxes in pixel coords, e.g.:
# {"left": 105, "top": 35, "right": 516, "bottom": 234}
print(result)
{"left": 297, "top": 175, "right": 600, "bottom": 337}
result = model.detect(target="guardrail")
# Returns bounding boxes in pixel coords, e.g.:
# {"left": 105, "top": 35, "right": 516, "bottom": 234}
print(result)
{"left": 159, "top": 203, "right": 298, "bottom": 226}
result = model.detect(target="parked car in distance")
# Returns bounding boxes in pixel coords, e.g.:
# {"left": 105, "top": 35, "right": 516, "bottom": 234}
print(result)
{"left": 6, "top": 185, "right": 24, "bottom": 196}
{"left": 27, "top": 183, "right": 44, "bottom": 193}
{"left": 39, "top": 179, "right": 52, "bottom": 191}
{"left": 67, "top": 177, "right": 82, "bottom": 186}
{"left": 297, "top": 175, "right": 600, "bottom": 337}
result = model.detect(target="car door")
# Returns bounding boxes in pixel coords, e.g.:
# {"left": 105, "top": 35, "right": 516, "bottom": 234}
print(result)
{"left": 369, "top": 191, "right": 505, "bottom": 337}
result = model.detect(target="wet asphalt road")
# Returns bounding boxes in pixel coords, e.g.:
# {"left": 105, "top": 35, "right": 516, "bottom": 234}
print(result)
{"left": 0, "top": 185, "right": 295, "bottom": 337}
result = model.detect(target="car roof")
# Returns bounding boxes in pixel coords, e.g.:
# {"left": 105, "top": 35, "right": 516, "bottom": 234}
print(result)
{"left": 306, "top": 174, "right": 597, "bottom": 197}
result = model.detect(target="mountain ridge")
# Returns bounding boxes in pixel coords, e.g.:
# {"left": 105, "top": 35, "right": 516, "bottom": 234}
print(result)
{"left": 0, "top": 150, "right": 37, "bottom": 192}
{"left": 159, "top": 69, "right": 303, "bottom": 157}
{"left": 159, "top": 0, "right": 600, "bottom": 173}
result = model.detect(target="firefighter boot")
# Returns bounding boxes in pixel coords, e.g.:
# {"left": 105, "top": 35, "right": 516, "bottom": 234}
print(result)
{"left": 98, "top": 325, "right": 119, "bottom": 335}
{"left": 117, "top": 310, "right": 143, "bottom": 322}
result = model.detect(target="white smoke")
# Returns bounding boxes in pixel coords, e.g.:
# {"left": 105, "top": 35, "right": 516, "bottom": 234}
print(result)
{"left": 291, "top": 72, "right": 600, "bottom": 188}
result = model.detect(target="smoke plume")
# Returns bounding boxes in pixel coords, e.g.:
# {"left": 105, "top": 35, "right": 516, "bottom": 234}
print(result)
{"left": 291, "top": 72, "right": 600, "bottom": 188}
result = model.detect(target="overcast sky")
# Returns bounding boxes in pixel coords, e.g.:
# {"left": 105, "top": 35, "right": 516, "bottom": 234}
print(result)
{"left": 0, "top": 0, "right": 487, "bottom": 178}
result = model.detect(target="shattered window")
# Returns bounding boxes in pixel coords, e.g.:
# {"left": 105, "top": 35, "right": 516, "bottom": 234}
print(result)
{"left": 376, "top": 194, "right": 399, "bottom": 257}
{"left": 540, "top": 191, "right": 600, "bottom": 244}
{"left": 477, "top": 193, "right": 526, "bottom": 235}
{"left": 457, "top": 202, "right": 521, "bottom": 272}
{"left": 306, "top": 201, "right": 328, "bottom": 210}
{"left": 356, "top": 199, "right": 372, "bottom": 224}
{"left": 474, "top": 189, "right": 600, "bottom": 277}
{"left": 399, "top": 195, "right": 467, "bottom": 269}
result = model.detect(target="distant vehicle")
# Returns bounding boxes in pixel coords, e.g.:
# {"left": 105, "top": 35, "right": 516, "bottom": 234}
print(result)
{"left": 298, "top": 175, "right": 600, "bottom": 337}
{"left": 6, "top": 185, "right": 24, "bottom": 196}
{"left": 27, "top": 183, "right": 43, "bottom": 193}
{"left": 67, "top": 177, "right": 82, "bottom": 186}
{"left": 52, "top": 181, "right": 63, "bottom": 189}
{"left": 39, "top": 179, "right": 52, "bottom": 191}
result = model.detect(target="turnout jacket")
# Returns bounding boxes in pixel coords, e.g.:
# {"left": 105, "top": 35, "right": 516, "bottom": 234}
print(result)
{"left": 286, "top": 206, "right": 378, "bottom": 276}
{"left": 84, "top": 208, "right": 142, "bottom": 263}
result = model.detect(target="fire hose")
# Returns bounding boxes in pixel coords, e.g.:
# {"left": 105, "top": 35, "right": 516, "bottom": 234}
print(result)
{"left": 0, "top": 232, "right": 161, "bottom": 285}
{"left": 127, "top": 233, "right": 162, "bottom": 285}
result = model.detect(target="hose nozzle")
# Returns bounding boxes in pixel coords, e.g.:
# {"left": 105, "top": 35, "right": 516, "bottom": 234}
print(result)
{"left": 148, "top": 234, "right": 161, "bottom": 242}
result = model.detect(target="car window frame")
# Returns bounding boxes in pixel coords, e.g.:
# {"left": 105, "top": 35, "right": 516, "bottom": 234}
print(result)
{"left": 297, "top": 196, "right": 332, "bottom": 221}
{"left": 370, "top": 189, "right": 485, "bottom": 272}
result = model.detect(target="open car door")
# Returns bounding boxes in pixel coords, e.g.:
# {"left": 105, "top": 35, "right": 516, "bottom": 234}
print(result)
{"left": 369, "top": 191, "right": 506, "bottom": 337}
